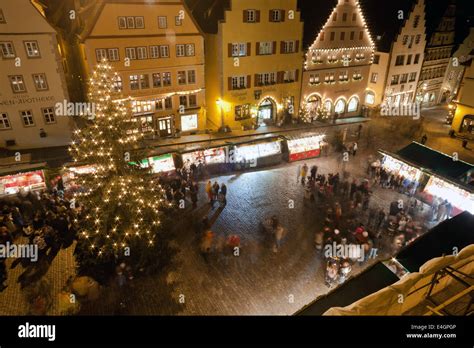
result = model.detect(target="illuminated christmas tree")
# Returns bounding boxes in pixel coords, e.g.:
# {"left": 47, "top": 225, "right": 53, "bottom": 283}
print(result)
{"left": 70, "top": 61, "right": 174, "bottom": 281}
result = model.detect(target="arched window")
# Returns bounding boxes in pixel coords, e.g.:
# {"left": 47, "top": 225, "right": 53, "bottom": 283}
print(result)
{"left": 347, "top": 96, "right": 359, "bottom": 112}
{"left": 306, "top": 95, "right": 321, "bottom": 114}
{"left": 324, "top": 100, "right": 333, "bottom": 113}
{"left": 334, "top": 99, "right": 346, "bottom": 114}
{"left": 365, "top": 91, "right": 375, "bottom": 105}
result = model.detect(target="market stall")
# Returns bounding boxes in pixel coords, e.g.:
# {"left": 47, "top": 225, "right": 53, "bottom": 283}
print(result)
{"left": 0, "top": 163, "right": 47, "bottom": 196}
{"left": 233, "top": 138, "right": 282, "bottom": 170}
{"left": 181, "top": 146, "right": 230, "bottom": 175}
{"left": 286, "top": 134, "right": 325, "bottom": 162}
{"left": 147, "top": 153, "right": 176, "bottom": 175}
{"left": 62, "top": 164, "right": 97, "bottom": 191}
{"left": 422, "top": 176, "right": 474, "bottom": 215}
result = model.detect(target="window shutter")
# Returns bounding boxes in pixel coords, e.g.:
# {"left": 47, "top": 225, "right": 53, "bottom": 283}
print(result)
{"left": 296, "top": 40, "right": 300, "bottom": 53}
{"left": 247, "top": 42, "right": 251, "bottom": 56}
{"left": 281, "top": 10, "right": 286, "bottom": 22}
{"left": 243, "top": 10, "right": 248, "bottom": 23}
{"left": 256, "top": 10, "right": 260, "bottom": 22}
{"left": 277, "top": 71, "right": 284, "bottom": 84}
{"left": 254, "top": 74, "right": 259, "bottom": 87}
{"left": 256, "top": 42, "right": 260, "bottom": 55}
{"left": 247, "top": 75, "right": 251, "bottom": 88}
{"left": 269, "top": 10, "right": 273, "bottom": 22}
{"left": 272, "top": 41, "right": 277, "bottom": 54}
{"left": 228, "top": 77, "right": 233, "bottom": 90}
{"left": 228, "top": 43, "right": 233, "bottom": 57}
{"left": 295, "top": 69, "right": 299, "bottom": 82}
{"left": 280, "top": 41, "right": 285, "bottom": 54}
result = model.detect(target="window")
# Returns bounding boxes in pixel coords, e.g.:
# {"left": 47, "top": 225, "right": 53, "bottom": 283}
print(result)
{"left": 160, "top": 45, "right": 169, "bottom": 58}
{"left": 406, "top": 54, "right": 412, "bottom": 65}
{"left": 162, "top": 72, "right": 171, "bottom": 86}
{"left": 400, "top": 73, "right": 408, "bottom": 84}
{"left": 186, "top": 44, "right": 195, "bottom": 56}
{"left": 409, "top": 72, "right": 417, "bottom": 82}
{"left": 130, "top": 75, "right": 139, "bottom": 90}
{"left": 150, "top": 46, "right": 160, "bottom": 59}
{"left": 0, "top": 9, "right": 5, "bottom": 23}
{"left": 235, "top": 104, "right": 251, "bottom": 120}
{"left": 108, "top": 48, "right": 119, "bottom": 61}
{"left": 176, "top": 44, "right": 185, "bottom": 57}
{"left": 373, "top": 54, "right": 380, "bottom": 64}
{"left": 118, "top": 17, "right": 127, "bottom": 29}
{"left": 140, "top": 74, "right": 149, "bottom": 89}
{"left": 284, "top": 70, "right": 296, "bottom": 82}
{"left": 395, "top": 55, "right": 405, "bottom": 66}
{"left": 391, "top": 74, "right": 400, "bottom": 85}
{"left": 33, "top": 73, "right": 48, "bottom": 91}
{"left": 188, "top": 95, "right": 197, "bottom": 107}
{"left": 20, "top": 110, "right": 34, "bottom": 126}
{"left": 365, "top": 92, "right": 375, "bottom": 105}
{"left": 352, "top": 13, "right": 356, "bottom": 21}
{"left": 258, "top": 41, "right": 273, "bottom": 55}
{"left": 95, "top": 49, "right": 107, "bottom": 62}
{"left": 9, "top": 75, "right": 26, "bottom": 93}
{"left": 309, "top": 74, "right": 320, "bottom": 85}
{"left": 0, "top": 112, "right": 11, "bottom": 129}
{"left": 125, "top": 47, "right": 137, "bottom": 60}
{"left": 42, "top": 107, "right": 56, "bottom": 124}
{"left": 415, "top": 34, "right": 421, "bottom": 44}
{"left": 333, "top": 13, "right": 337, "bottom": 21}
{"left": 340, "top": 32, "right": 345, "bottom": 40}
{"left": 179, "top": 96, "right": 187, "bottom": 108}
{"left": 24, "top": 41, "right": 40, "bottom": 57}
{"left": 127, "top": 17, "right": 135, "bottom": 29}
{"left": 135, "top": 16, "right": 144, "bottom": 29}
{"left": 187, "top": 70, "right": 196, "bottom": 84}
{"left": 320, "top": 31, "right": 325, "bottom": 41}
{"left": 342, "top": 13, "right": 347, "bottom": 21}
{"left": 350, "top": 31, "right": 355, "bottom": 40}
{"left": 270, "top": 9, "right": 283, "bottom": 22}
{"left": 137, "top": 46, "right": 147, "bottom": 59}
{"left": 282, "top": 40, "right": 296, "bottom": 54}
{"left": 181, "top": 114, "right": 198, "bottom": 131}
{"left": 244, "top": 9, "right": 257, "bottom": 23}
{"left": 152, "top": 73, "right": 161, "bottom": 88}
{"left": 178, "top": 71, "right": 186, "bottom": 85}
{"left": 113, "top": 75, "right": 122, "bottom": 91}
{"left": 324, "top": 100, "right": 332, "bottom": 113}
{"left": 257, "top": 72, "right": 276, "bottom": 86}
{"left": 175, "top": 16, "right": 183, "bottom": 26}
{"left": 330, "top": 32, "right": 335, "bottom": 41}
{"left": 164, "top": 97, "right": 172, "bottom": 109}
{"left": 158, "top": 16, "right": 167, "bottom": 28}
{"left": 334, "top": 99, "right": 346, "bottom": 114}
{"left": 414, "top": 54, "right": 420, "bottom": 64}
{"left": 231, "top": 76, "right": 247, "bottom": 89}
{"left": 402, "top": 35, "right": 408, "bottom": 45}
{"left": 370, "top": 72, "right": 378, "bottom": 83}
{"left": 347, "top": 97, "right": 359, "bottom": 112}
{"left": 413, "top": 15, "right": 420, "bottom": 28}
{"left": 231, "top": 43, "right": 247, "bottom": 57}
{"left": 0, "top": 41, "right": 15, "bottom": 58}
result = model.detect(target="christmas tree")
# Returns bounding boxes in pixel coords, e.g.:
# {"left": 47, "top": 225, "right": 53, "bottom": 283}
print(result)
{"left": 70, "top": 61, "right": 174, "bottom": 282}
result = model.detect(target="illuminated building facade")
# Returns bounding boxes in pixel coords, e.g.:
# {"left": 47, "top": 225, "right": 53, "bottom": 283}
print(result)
{"left": 302, "top": 0, "right": 375, "bottom": 119}
{"left": 188, "top": 0, "right": 304, "bottom": 130}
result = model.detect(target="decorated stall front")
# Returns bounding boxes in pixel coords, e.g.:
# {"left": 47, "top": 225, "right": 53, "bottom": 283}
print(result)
{"left": 0, "top": 164, "right": 47, "bottom": 196}
{"left": 181, "top": 146, "right": 230, "bottom": 174}
{"left": 147, "top": 153, "right": 176, "bottom": 175}
{"left": 233, "top": 138, "right": 283, "bottom": 170}
{"left": 286, "top": 134, "right": 325, "bottom": 162}
{"left": 62, "top": 165, "right": 97, "bottom": 191}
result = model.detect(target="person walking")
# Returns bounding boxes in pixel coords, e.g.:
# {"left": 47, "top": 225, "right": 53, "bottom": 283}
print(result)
{"left": 301, "top": 163, "right": 309, "bottom": 184}
{"left": 352, "top": 142, "right": 358, "bottom": 156}
{"left": 421, "top": 134, "right": 428, "bottom": 145}
{"left": 220, "top": 183, "right": 227, "bottom": 205}
{"left": 205, "top": 181, "right": 213, "bottom": 204}
{"left": 310, "top": 165, "right": 318, "bottom": 181}
{"left": 212, "top": 181, "right": 220, "bottom": 205}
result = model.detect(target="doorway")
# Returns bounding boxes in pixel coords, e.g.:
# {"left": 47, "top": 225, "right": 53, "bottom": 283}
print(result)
{"left": 258, "top": 98, "right": 275, "bottom": 126}
{"left": 157, "top": 117, "right": 173, "bottom": 137}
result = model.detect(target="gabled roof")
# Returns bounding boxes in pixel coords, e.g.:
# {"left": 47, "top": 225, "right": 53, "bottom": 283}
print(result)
{"left": 360, "top": 0, "right": 416, "bottom": 53}
{"left": 184, "top": 0, "right": 230, "bottom": 34}
{"left": 424, "top": 0, "right": 453, "bottom": 43}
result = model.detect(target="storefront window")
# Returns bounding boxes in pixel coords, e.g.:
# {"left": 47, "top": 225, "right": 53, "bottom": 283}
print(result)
{"left": 347, "top": 97, "right": 359, "bottom": 112}
{"left": 365, "top": 92, "right": 375, "bottom": 105}
{"left": 324, "top": 100, "right": 332, "bottom": 113}
{"left": 181, "top": 114, "right": 198, "bottom": 132}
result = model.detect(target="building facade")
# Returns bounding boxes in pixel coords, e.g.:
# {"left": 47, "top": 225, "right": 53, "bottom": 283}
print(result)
{"left": 189, "top": 0, "right": 303, "bottom": 130}
{"left": 77, "top": 0, "right": 206, "bottom": 138}
{"left": 417, "top": 1, "right": 456, "bottom": 106}
{"left": 0, "top": 0, "right": 73, "bottom": 150}
{"left": 367, "top": 0, "right": 426, "bottom": 108}
{"left": 302, "top": 0, "right": 375, "bottom": 119}
{"left": 443, "top": 27, "right": 474, "bottom": 104}
{"left": 451, "top": 57, "right": 474, "bottom": 139}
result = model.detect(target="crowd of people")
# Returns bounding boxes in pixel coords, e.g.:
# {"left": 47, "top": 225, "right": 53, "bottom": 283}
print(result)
{"left": 0, "top": 187, "right": 79, "bottom": 292}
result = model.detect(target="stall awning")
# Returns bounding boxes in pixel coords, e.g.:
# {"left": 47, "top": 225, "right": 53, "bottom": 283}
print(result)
{"left": 395, "top": 142, "right": 474, "bottom": 183}
{"left": 0, "top": 162, "right": 47, "bottom": 176}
